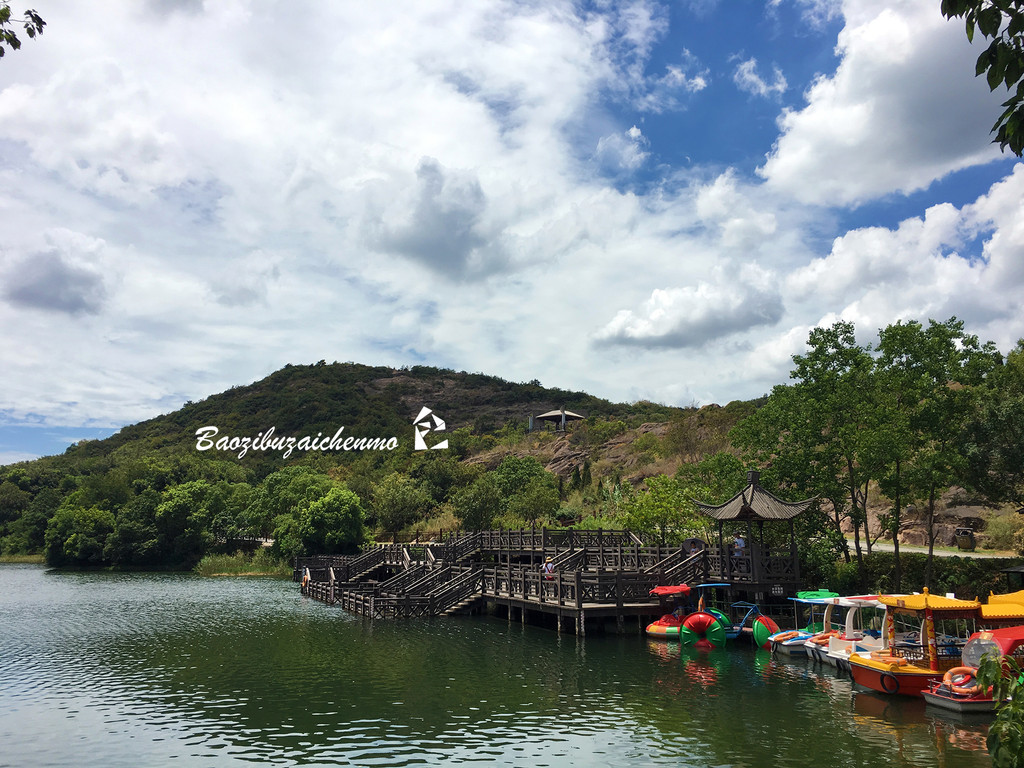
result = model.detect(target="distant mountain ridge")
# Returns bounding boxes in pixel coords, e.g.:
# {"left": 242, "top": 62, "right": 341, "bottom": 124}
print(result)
{"left": 63, "top": 362, "right": 693, "bottom": 464}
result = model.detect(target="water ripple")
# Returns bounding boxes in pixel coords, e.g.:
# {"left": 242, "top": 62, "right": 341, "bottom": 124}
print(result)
{"left": 0, "top": 566, "right": 992, "bottom": 768}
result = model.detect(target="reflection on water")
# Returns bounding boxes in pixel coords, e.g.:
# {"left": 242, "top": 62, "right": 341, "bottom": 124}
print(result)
{"left": 0, "top": 565, "right": 990, "bottom": 767}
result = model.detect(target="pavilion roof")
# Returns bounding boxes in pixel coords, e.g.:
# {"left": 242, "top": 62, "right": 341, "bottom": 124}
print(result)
{"left": 694, "top": 474, "right": 815, "bottom": 521}
{"left": 535, "top": 409, "right": 585, "bottom": 421}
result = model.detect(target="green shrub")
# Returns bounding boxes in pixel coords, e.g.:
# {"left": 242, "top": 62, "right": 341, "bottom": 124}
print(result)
{"left": 983, "top": 511, "right": 1024, "bottom": 552}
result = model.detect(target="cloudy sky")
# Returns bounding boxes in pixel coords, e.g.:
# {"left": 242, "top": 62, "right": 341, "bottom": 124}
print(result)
{"left": 1, "top": 0, "right": 1022, "bottom": 463}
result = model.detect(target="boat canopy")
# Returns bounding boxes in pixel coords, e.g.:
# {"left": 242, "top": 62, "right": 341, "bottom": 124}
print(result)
{"left": 986, "top": 589, "right": 1024, "bottom": 605}
{"left": 879, "top": 589, "right": 980, "bottom": 613}
{"left": 979, "top": 601, "right": 1024, "bottom": 622}
{"left": 650, "top": 584, "right": 691, "bottom": 597}
{"left": 970, "top": 626, "right": 1024, "bottom": 657}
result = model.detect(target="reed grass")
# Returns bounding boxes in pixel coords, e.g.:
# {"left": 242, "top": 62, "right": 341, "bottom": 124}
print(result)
{"left": 0, "top": 553, "right": 45, "bottom": 564}
{"left": 193, "top": 549, "right": 291, "bottom": 577}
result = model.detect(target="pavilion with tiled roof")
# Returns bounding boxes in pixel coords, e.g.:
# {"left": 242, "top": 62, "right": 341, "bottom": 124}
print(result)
{"left": 694, "top": 470, "right": 816, "bottom": 598}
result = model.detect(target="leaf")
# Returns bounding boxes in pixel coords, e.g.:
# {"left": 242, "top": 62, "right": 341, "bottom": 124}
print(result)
{"left": 979, "top": 6, "right": 1004, "bottom": 38}
{"left": 990, "top": 58, "right": 1007, "bottom": 89}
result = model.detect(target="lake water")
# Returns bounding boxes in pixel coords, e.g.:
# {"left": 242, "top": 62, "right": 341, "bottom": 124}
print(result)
{"left": 0, "top": 565, "right": 991, "bottom": 767}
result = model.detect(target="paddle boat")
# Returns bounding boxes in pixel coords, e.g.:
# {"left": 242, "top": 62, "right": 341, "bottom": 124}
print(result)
{"left": 922, "top": 625, "right": 1024, "bottom": 714}
{"left": 646, "top": 583, "right": 723, "bottom": 643}
{"left": 646, "top": 584, "right": 769, "bottom": 649}
{"left": 645, "top": 584, "right": 692, "bottom": 640}
{"left": 677, "top": 584, "right": 733, "bottom": 649}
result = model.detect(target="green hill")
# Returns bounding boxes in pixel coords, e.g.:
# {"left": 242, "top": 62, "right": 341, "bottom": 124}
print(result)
{"left": 0, "top": 361, "right": 758, "bottom": 569}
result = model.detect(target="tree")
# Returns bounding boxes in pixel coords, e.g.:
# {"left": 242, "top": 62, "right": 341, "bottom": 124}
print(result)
{"left": 244, "top": 466, "right": 334, "bottom": 538}
{"left": 493, "top": 456, "right": 548, "bottom": 498}
{"left": 942, "top": 0, "right": 1024, "bottom": 155}
{"left": 155, "top": 480, "right": 216, "bottom": 567}
{"left": 964, "top": 338, "right": 1024, "bottom": 505}
{"left": 732, "top": 322, "right": 878, "bottom": 587}
{"left": 44, "top": 504, "right": 115, "bottom": 566}
{"left": 620, "top": 475, "right": 694, "bottom": 545}
{"left": 452, "top": 474, "right": 501, "bottom": 531}
{"left": 976, "top": 650, "right": 1024, "bottom": 767}
{"left": 372, "top": 472, "right": 431, "bottom": 533}
{"left": 296, "top": 486, "right": 365, "bottom": 555}
{"left": 505, "top": 475, "right": 560, "bottom": 526}
{"left": 0, "top": 3, "right": 44, "bottom": 58}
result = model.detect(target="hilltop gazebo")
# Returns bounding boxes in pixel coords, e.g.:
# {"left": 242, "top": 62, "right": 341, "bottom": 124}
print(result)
{"left": 694, "top": 470, "right": 816, "bottom": 598}
{"left": 530, "top": 407, "right": 585, "bottom": 432}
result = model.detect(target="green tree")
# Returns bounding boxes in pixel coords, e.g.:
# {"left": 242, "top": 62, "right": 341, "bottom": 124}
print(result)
{"left": 104, "top": 489, "right": 161, "bottom": 567}
{"left": 244, "top": 466, "right": 334, "bottom": 538}
{"left": 44, "top": 504, "right": 115, "bottom": 566}
{"left": 942, "top": 0, "right": 1024, "bottom": 155}
{"left": 732, "top": 322, "right": 877, "bottom": 586}
{"left": 452, "top": 474, "right": 501, "bottom": 531}
{"left": 1, "top": 486, "right": 59, "bottom": 554}
{"left": 976, "top": 650, "right": 1024, "bottom": 767}
{"left": 0, "top": 3, "right": 44, "bottom": 58}
{"left": 506, "top": 475, "right": 560, "bottom": 526}
{"left": 880, "top": 318, "right": 999, "bottom": 586}
{"left": 964, "top": 338, "right": 1024, "bottom": 505}
{"left": 493, "top": 456, "right": 548, "bottom": 499}
{"left": 373, "top": 472, "right": 431, "bottom": 533}
{"left": 296, "top": 486, "right": 365, "bottom": 555}
{"left": 155, "top": 480, "right": 215, "bottom": 567}
{"left": 620, "top": 475, "right": 693, "bottom": 545}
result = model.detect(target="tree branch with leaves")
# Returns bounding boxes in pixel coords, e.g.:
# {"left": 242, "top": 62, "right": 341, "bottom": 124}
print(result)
{"left": 942, "top": 0, "right": 1024, "bottom": 155}
{"left": 0, "top": 3, "right": 44, "bottom": 58}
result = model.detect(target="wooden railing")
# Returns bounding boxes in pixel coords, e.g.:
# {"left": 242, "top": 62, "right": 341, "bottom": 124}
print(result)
{"left": 480, "top": 564, "right": 663, "bottom": 608}
{"left": 429, "top": 567, "right": 483, "bottom": 614}
{"left": 377, "top": 565, "right": 429, "bottom": 595}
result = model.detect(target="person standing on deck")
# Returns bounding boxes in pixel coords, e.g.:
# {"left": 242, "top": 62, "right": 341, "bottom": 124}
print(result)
{"left": 732, "top": 534, "right": 746, "bottom": 573}
{"left": 542, "top": 557, "right": 554, "bottom": 580}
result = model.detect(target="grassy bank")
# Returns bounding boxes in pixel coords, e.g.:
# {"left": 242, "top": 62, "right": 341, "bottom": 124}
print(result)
{"left": 0, "top": 553, "right": 45, "bottom": 564}
{"left": 193, "top": 549, "right": 291, "bottom": 578}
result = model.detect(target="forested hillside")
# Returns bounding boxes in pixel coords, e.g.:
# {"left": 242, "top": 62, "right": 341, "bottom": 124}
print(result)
{"left": 2, "top": 316, "right": 1022, "bottom": 598}
{"left": 0, "top": 362, "right": 742, "bottom": 569}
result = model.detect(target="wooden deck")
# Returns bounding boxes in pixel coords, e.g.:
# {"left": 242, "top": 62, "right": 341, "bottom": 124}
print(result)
{"left": 296, "top": 528, "right": 804, "bottom": 634}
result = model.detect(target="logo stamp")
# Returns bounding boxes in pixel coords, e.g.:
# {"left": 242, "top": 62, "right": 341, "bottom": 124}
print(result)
{"left": 413, "top": 406, "right": 448, "bottom": 450}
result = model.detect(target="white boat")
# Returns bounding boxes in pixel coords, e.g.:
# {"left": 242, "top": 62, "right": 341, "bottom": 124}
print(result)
{"left": 770, "top": 595, "right": 836, "bottom": 656}
{"left": 822, "top": 596, "right": 894, "bottom": 670}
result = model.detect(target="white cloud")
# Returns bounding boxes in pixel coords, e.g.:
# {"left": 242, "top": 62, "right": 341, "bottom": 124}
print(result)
{"left": 733, "top": 58, "right": 787, "bottom": 98}
{"left": 594, "top": 264, "right": 784, "bottom": 349}
{"left": 760, "top": 0, "right": 1008, "bottom": 206}
{"left": 1, "top": 0, "right": 1023, "bottom": 438}
{"left": 595, "top": 125, "right": 651, "bottom": 173}
{"left": 771, "top": 0, "right": 843, "bottom": 27}
{"left": 786, "top": 164, "right": 1024, "bottom": 340}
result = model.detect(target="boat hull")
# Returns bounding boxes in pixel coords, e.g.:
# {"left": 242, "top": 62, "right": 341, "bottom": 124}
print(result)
{"left": 848, "top": 654, "right": 943, "bottom": 697}
{"left": 922, "top": 688, "right": 997, "bottom": 714}
{"left": 645, "top": 623, "right": 680, "bottom": 639}
{"left": 769, "top": 630, "right": 813, "bottom": 656}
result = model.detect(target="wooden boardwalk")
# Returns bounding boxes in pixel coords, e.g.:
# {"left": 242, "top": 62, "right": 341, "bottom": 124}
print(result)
{"left": 296, "top": 528, "right": 803, "bottom": 634}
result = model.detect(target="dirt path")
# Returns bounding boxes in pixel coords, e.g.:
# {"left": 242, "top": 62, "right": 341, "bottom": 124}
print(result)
{"left": 845, "top": 538, "right": 1016, "bottom": 559}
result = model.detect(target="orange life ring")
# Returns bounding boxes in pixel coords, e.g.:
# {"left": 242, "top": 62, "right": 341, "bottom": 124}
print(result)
{"left": 773, "top": 631, "right": 800, "bottom": 642}
{"left": 810, "top": 631, "right": 836, "bottom": 645}
{"left": 943, "top": 666, "right": 979, "bottom": 696}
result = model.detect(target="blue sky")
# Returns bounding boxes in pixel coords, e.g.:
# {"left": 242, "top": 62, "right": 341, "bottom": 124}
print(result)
{"left": 1, "top": 0, "right": 1022, "bottom": 463}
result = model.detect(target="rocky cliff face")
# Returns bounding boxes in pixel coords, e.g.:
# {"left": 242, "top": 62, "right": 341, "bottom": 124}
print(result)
{"left": 840, "top": 487, "right": 1001, "bottom": 549}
